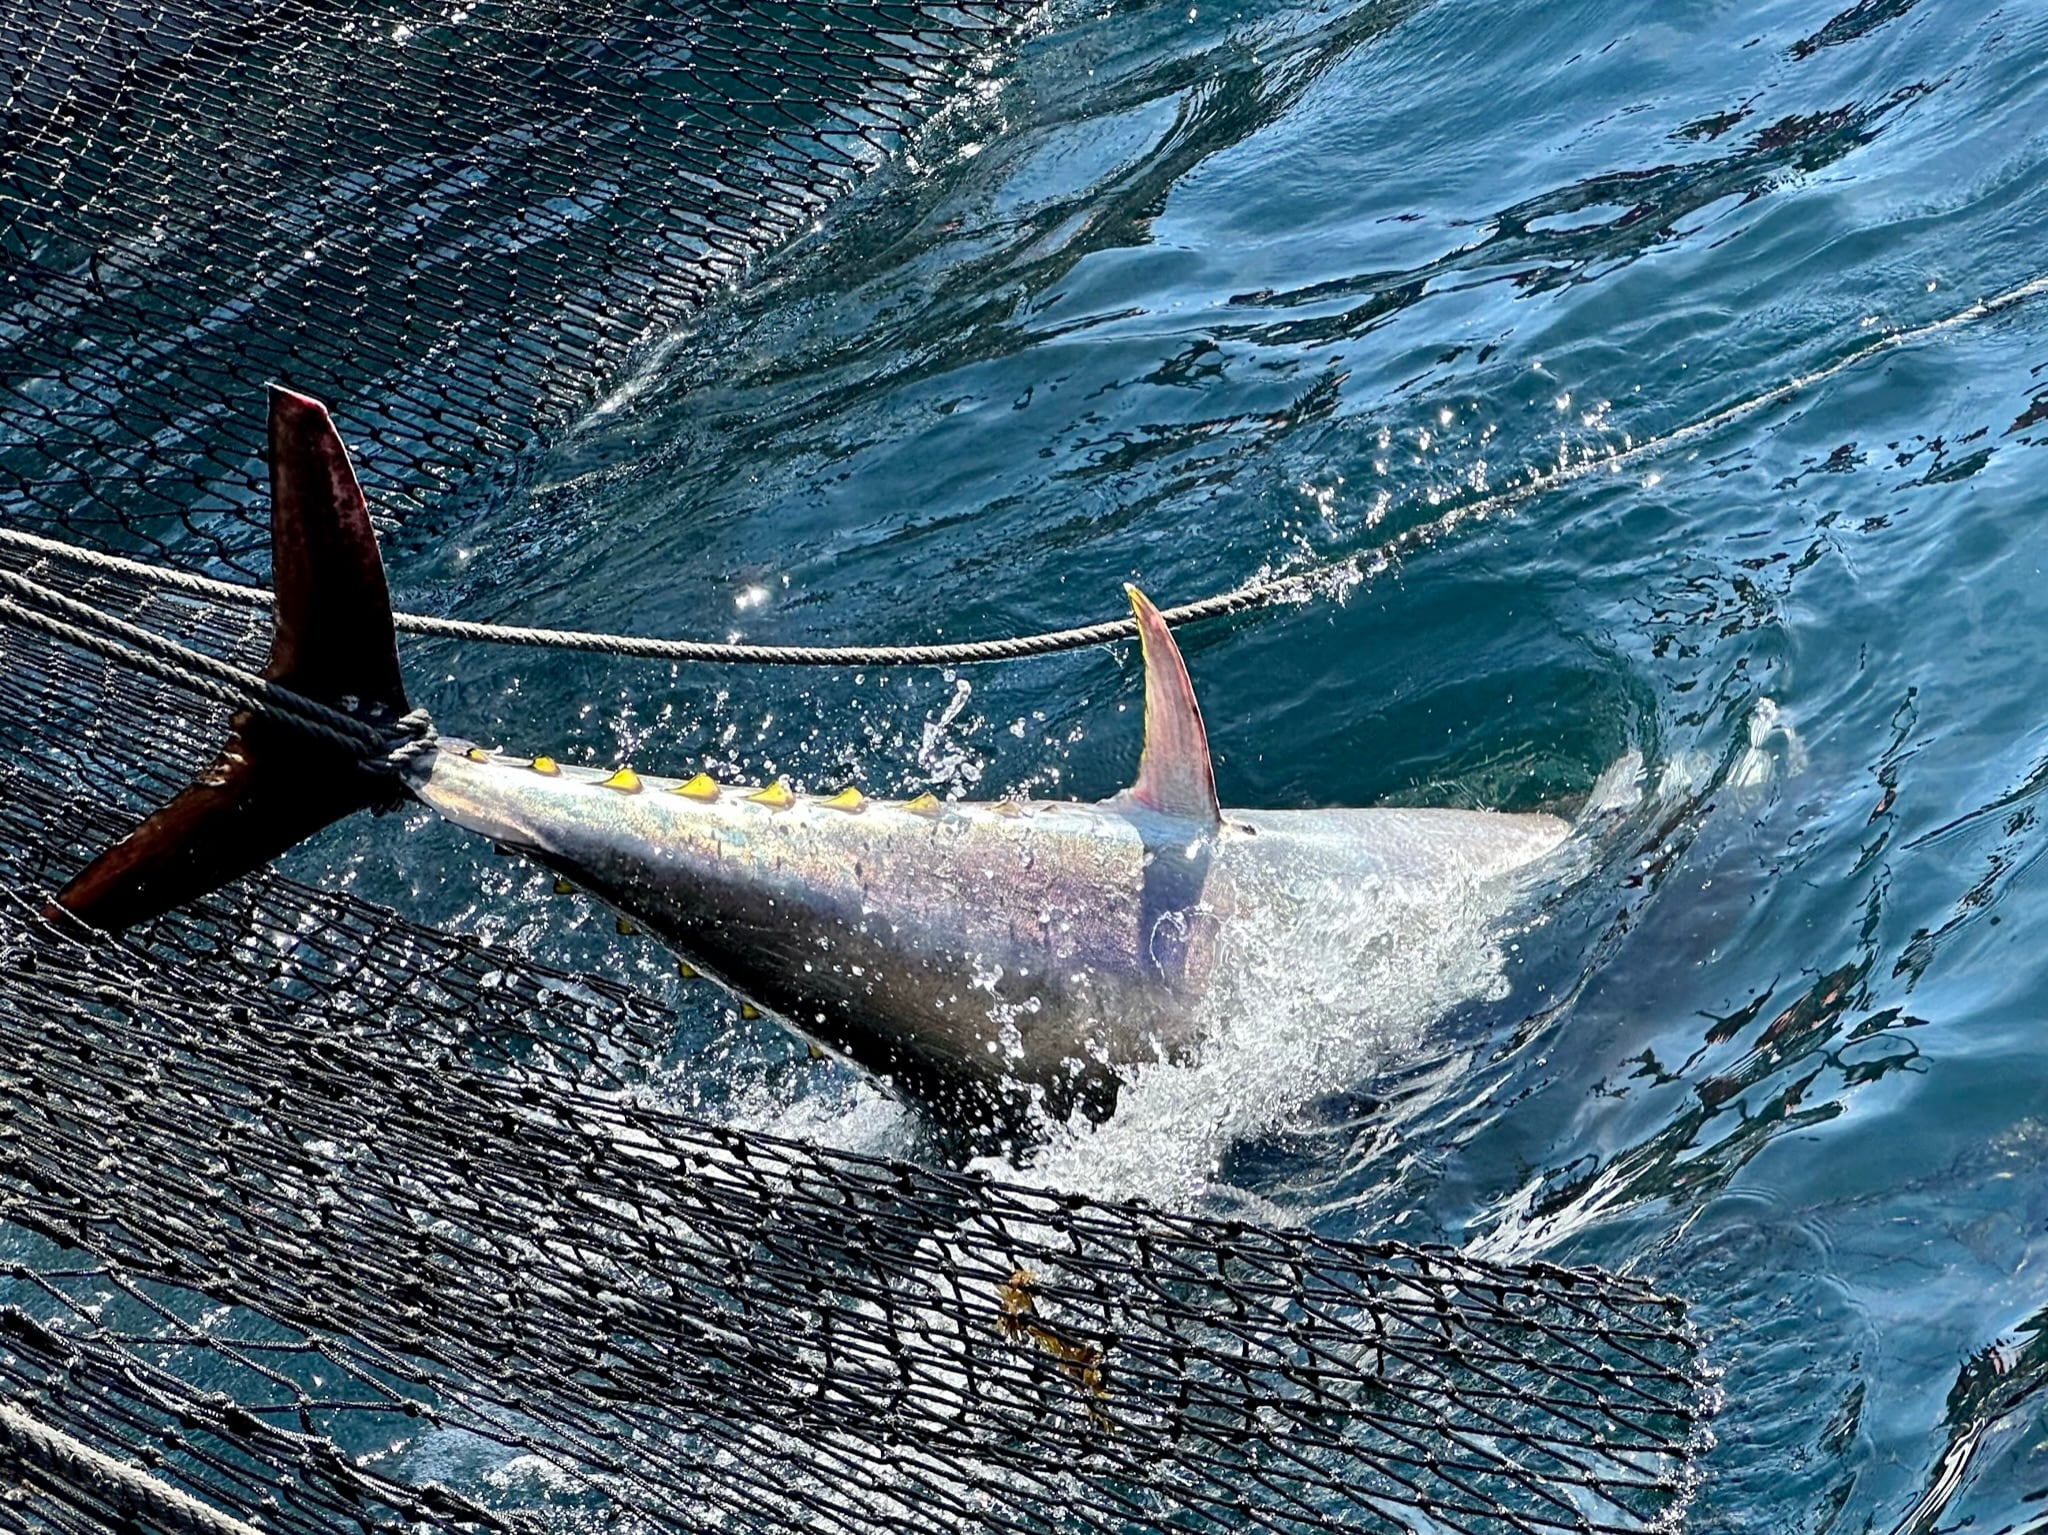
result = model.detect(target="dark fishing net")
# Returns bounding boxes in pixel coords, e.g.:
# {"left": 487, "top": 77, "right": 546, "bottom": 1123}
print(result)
{"left": 0, "top": 1, "right": 1714, "bottom": 1530}
{"left": 1, "top": 0, "right": 1033, "bottom": 576}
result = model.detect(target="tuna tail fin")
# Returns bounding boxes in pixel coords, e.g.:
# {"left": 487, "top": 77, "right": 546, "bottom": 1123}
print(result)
{"left": 52, "top": 386, "right": 414, "bottom": 931}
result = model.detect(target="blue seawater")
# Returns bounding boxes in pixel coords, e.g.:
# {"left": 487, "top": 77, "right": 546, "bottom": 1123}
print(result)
{"left": 318, "top": 0, "right": 2048, "bottom": 1526}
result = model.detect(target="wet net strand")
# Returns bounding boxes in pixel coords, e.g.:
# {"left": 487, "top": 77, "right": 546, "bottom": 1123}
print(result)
{"left": 0, "top": 1400, "right": 264, "bottom": 1535}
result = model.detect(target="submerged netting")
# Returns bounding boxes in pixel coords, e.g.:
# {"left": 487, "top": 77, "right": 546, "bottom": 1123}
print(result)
{"left": 1, "top": 1, "right": 1715, "bottom": 1531}
{"left": 2, "top": 0, "right": 1033, "bottom": 574}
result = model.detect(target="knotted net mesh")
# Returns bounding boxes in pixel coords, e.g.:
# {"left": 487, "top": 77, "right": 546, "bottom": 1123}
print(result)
{"left": 0, "top": 2, "right": 1714, "bottom": 1530}
{"left": 2, "top": 0, "right": 1026, "bottom": 574}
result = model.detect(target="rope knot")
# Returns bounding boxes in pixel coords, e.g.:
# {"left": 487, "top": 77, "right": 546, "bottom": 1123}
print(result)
{"left": 382, "top": 708, "right": 439, "bottom": 774}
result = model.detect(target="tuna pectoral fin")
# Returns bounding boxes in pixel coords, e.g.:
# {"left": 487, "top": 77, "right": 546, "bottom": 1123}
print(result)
{"left": 52, "top": 386, "right": 412, "bottom": 931}
{"left": 1119, "top": 587, "right": 1220, "bottom": 825}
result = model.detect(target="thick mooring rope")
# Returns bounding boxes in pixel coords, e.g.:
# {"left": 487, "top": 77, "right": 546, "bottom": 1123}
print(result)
{"left": 0, "top": 1398, "right": 266, "bottom": 1535}
{"left": 6, "top": 268, "right": 2043, "bottom": 671}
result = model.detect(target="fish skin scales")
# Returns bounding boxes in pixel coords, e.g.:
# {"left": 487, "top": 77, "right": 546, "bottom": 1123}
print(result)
{"left": 412, "top": 745, "right": 1565, "bottom": 1127}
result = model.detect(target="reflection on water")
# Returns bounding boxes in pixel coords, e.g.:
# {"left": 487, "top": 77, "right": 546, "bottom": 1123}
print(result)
{"left": 286, "top": 0, "right": 2048, "bottom": 1527}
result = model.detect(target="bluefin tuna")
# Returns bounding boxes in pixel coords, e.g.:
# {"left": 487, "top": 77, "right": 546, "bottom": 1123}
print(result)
{"left": 55, "top": 388, "right": 1569, "bottom": 1126}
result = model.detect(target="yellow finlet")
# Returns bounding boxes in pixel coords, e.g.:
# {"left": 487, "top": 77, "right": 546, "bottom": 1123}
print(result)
{"left": 600, "top": 766, "right": 643, "bottom": 793}
{"left": 821, "top": 787, "right": 867, "bottom": 812}
{"left": 552, "top": 877, "right": 576, "bottom": 895}
{"left": 806, "top": 1042, "right": 827, "bottom": 1063}
{"left": 904, "top": 792, "right": 943, "bottom": 817}
{"left": 748, "top": 781, "right": 795, "bottom": 809}
{"left": 992, "top": 800, "right": 1023, "bottom": 817}
{"left": 671, "top": 773, "right": 719, "bottom": 801}
{"left": 464, "top": 745, "right": 491, "bottom": 763}
{"left": 740, "top": 1002, "right": 762, "bottom": 1020}
{"left": 676, "top": 960, "right": 698, "bottom": 979}
{"left": 530, "top": 755, "right": 561, "bottom": 776}
{"left": 616, "top": 917, "right": 639, "bottom": 935}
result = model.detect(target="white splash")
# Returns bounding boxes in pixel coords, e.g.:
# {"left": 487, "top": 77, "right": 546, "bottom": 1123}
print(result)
{"left": 983, "top": 851, "right": 1542, "bottom": 1210}
{"left": 721, "top": 1072, "right": 919, "bottom": 1161}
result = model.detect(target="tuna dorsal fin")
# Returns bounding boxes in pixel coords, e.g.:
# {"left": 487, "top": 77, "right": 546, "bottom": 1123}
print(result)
{"left": 1121, "top": 586, "right": 1219, "bottom": 825}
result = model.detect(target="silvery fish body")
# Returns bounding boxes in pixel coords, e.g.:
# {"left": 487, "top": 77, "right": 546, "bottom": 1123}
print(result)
{"left": 413, "top": 748, "right": 1567, "bottom": 1122}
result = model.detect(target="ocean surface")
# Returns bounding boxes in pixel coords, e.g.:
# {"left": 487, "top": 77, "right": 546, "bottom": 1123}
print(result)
{"left": 304, "top": 0, "right": 2048, "bottom": 1527}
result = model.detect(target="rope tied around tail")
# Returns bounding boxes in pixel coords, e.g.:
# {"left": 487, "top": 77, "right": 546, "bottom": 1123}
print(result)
{"left": 385, "top": 708, "right": 440, "bottom": 771}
